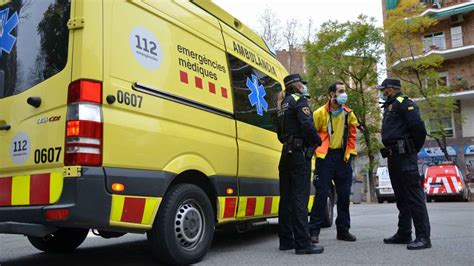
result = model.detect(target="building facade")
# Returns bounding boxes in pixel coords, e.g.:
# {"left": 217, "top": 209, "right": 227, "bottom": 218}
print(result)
{"left": 383, "top": 0, "right": 474, "bottom": 181}
{"left": 276, "top": 45, "right": 306, "bottom": 75}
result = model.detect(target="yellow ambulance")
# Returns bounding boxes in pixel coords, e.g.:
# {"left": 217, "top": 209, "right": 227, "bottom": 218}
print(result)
{"left": 0, "top": 0, "right": 331, "bottom": 264}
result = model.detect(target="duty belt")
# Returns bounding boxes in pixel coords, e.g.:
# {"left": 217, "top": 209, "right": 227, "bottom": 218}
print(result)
{"left": 283, "top": 136, "right": 305, "bottom": 154}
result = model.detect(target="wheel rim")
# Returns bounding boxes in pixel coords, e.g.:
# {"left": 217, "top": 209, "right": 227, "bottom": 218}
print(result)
{"left": 174, "top": 199, "right": 205, "bottom": 251}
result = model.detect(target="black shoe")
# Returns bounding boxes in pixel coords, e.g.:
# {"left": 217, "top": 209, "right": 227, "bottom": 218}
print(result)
{"left": 337, "top": 231, "right": 357, "bottom": 242}
{"left": 295, "top": 244, "right": 324, "bottom": 255}
{"left": 310, "top": 233, "right": 319, "bottom": 243}
{"left": 383, "top": 234, "right": 412, "bottom": 244}
{"left": 407, "top": 238, "right": 432, "bottom": 250}
{"left": 279, "top": 243, "right": 295, "bottom": 251}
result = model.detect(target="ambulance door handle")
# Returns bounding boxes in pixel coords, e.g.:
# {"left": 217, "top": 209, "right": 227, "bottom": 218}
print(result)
{"left": 0, "top": 124, "right": 11, "bottom": 131}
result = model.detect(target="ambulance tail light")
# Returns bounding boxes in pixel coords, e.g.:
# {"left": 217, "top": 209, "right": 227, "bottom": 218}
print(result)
{"left": 65, "top": 80, "right": 103, "bottom": 166}
{"left": 68, "top": 80, "right": 102, "bottom": 104}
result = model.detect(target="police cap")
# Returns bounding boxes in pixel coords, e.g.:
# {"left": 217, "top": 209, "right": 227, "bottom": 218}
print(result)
{"left": 284, "top": 74, "right": 307, "bottom": 86}
{"left": 377, "top": 78, "right": 401, "bottom": 90}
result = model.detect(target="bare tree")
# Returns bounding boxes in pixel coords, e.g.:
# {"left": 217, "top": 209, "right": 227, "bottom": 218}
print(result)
{"left": 257, "top": 7, "right": 282, "bottom": 50}
{"left": 305, "top": 18, "right": 315, "bottom": 43}
{"left": 283, "top": 18, "right": 301, "bottom": 73}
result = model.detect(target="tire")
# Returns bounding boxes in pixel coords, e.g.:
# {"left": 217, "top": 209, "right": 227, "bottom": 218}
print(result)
{"left": 378, "top": 198, "right": 384, "bottom": 204}
{"left": 463, "top": 189, "right": 471, "bottom": 202}
{"left": 147, "top": 184, "right": 215, "bottom": 265}
{"left": 27, "top": 228, "right": 89, "bottom": 253}
{"left": 321, "top": 191, "right": 334, "bottom": 228}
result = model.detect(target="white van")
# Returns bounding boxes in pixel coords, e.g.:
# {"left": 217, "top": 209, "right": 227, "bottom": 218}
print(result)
{"left": 376, "top": 166, "right": 395, "bottom": 203}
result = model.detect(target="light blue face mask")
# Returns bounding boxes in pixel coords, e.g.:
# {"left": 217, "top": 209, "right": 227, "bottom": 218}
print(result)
{"left": 331, "top": 107, "right": 344, "bottom": 116}
{"left": 300, "top": 85, "right": 310, "bottom": 98}
{"left": 336, "top": 93, "right": 348, "bottom": 105}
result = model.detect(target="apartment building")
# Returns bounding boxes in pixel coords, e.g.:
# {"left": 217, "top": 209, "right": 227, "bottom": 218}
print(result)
{"left": 383, "top": 0, "right": 474, "bottom": 179}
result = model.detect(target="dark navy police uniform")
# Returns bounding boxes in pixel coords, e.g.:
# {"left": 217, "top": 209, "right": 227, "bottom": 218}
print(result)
{"left": 277, "top": 87, "right": 321, "bottom": 251}
{"left": 379, "top": 78, "right": 431, "bottom": 248}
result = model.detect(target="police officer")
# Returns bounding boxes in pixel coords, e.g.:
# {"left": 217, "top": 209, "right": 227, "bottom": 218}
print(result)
{"left": 277, "top": 74, "right": 323, "bottom": 255}
{"left": 378, "top": 78, "right": 432, "bottom": 250}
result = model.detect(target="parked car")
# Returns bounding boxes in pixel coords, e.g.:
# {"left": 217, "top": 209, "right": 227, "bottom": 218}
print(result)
{"left": 376, "top": 166, "right": 395, "bottom": 203}
{"left": 424, "top": 162, "right": 471, "bottom": 202}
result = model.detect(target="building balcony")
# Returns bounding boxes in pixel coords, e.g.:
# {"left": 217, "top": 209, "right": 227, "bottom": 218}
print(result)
{"left": 391, "top": 44, "right": 474, "bottom": 67}
{"left": 413, "top": 88, "right": 474, "bottom": 102}
{"left": 420, "top": 1, "right": 474, "bottom": 19}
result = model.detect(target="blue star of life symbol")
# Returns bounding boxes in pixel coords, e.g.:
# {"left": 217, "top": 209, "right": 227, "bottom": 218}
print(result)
{"left": 0, "top": 8, "right": 19, "bottom": 56}
{"left": 246, "top": 74, "right": 268, "bottom": 117}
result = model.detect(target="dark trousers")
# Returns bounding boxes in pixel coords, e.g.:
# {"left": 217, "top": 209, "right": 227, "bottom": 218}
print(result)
{"left": 278, "top": 150, "right": 311, "bottom": 249}
{"left": 309, "top": 149, "right": 352, "bottom": 235}
{"left": 388, "top": 153, "right": 431, "bottom": 239}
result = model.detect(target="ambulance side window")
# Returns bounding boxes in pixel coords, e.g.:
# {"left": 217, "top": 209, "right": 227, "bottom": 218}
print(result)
{"left": 228, "top": 54, "right": 282, "bottom": 132}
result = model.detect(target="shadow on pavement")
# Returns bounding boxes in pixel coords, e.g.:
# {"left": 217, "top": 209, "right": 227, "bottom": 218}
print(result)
{"left": 1, "top": 224, "right": 280, "bottom": 266}
{"left": 1, "top": 239, "right": 155, "bottom": 266}
{"left": 211, "top": 223, "right": 279, "bottom": 251}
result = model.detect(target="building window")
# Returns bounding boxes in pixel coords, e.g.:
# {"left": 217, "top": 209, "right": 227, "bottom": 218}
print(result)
{"left": 228, "top": 54, "right": 282, "bottom": 132}
{"left": 427, "top": 114, "right": 454, "bottom": 138}
{"left": 450, "top": 26, "right": 463, "bottom": 48}
{"left": 421, "top": 0, "right": 443, "bottom": 8}
{"left": 423, "top": 32, "right": 446, "bottom": 52}
{"left": 425, "top": 71, "right": 449, "bottom": 88}
{"left": 438, "top": 72, "right": 448, "bottom": 86}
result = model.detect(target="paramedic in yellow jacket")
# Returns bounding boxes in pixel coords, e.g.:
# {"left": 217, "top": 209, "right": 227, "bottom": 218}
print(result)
{"left": 309, "top": 82, "right": 358, "bottom": 244}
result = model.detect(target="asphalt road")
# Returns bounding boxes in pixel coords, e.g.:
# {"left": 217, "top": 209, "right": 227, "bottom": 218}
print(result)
{"left": 1, "top": 202, "right": 473, "bottom": 265}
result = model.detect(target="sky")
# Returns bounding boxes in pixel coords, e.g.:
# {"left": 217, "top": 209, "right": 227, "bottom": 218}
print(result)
{"left": 213, "top": 0, "right": 387, "bottom": 79}
{"left": 213, "top": 0, "right": 384, "bottom": 35}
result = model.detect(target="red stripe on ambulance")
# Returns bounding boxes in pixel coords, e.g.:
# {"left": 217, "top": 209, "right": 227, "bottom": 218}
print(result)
{"left": 245, "top": 197, "right": 256, "bottom": 216}
{"left": 263, "top": 197, "right": 273, "bottom": 215}
{"left": 223, "top": 197, "right": 237, "bottom": 218}
{"left": 0, "top": 177, "right": 12, "bottom": 206}
{"left": 30, "top": 173, "right": 50, "bottom": 205}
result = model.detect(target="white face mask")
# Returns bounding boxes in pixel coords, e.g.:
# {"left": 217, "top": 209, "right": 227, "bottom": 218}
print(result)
{"left": 300, "top": 84, "right": 310, "bottom": 97}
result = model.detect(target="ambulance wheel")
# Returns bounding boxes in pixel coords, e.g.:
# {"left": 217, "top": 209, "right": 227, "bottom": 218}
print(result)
{"left": 321, "top": 191, "right": 334, "bottom": 228}
{"left": 148, "top": 184, "right": 214, "bottom": 265}
{"left": 27, "top": 228, "right": 89, "bottom": 253}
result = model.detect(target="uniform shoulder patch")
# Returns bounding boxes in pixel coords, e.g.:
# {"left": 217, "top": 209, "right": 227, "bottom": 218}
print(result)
{"left": 407, "top": 106, "right": 415, "bottom": 111}
{"left": 291, "top": 94, "right": 300, "bottom": 101}
{"left": 396, "top": 96, "right": 404, "bottom": 103}
{"left": 302, "top": 107, "right": 311, "bottom": 116}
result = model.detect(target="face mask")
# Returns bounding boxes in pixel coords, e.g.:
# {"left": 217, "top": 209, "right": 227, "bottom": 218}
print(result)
{"left": 331, "top": 107, "right": 344, "bottom": 116}
{"left": 381, "top": 89, "right": 390, "bottom": 101}
{"left": 336, "top": 93, "right": 348, "bottom": 105}
{"left": 300, "top": 85, "right": 310, "bottom": 98}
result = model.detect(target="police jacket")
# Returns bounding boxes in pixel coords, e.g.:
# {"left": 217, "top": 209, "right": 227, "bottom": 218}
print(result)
{"left": 381, "top": 92, "right": 427, "bottom": 151}
{"left": 277, "top": 92, "right": 321, "bottom": 147}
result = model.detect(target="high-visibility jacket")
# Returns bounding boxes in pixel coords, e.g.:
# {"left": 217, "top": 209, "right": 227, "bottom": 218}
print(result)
{"left": 314, "top": 101, "right": 358, "bottom": 162}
